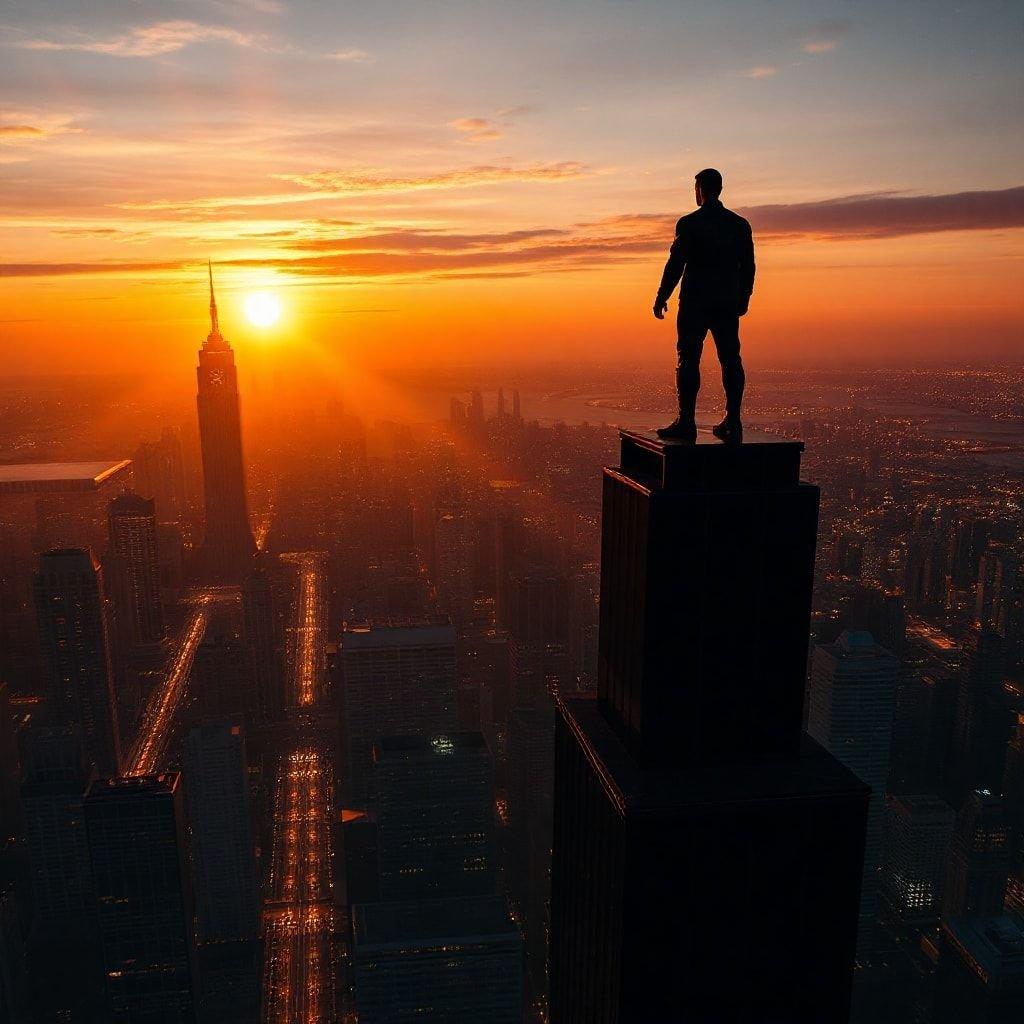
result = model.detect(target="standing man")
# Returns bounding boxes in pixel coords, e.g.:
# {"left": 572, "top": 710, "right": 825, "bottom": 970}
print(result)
{"left": 653, "top": 168, "right": 755, "bottom": 442}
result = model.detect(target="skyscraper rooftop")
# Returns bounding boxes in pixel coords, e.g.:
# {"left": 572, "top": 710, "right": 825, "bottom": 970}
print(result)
{"left": 0, "top": 459, "right": 131, "bottom": 494}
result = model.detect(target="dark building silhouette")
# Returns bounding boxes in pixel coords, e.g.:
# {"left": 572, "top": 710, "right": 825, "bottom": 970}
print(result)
{"left": 881, "top": 793, "right": 955, "bottom": 926}
{"left": 195, "top": 264, "right": 256, "bottom": 582}
{"left": 808, "top": 629, "right": 899, "bottom": 953}
{"left": 352, "top": 896, "right": 522, "bottom": 1024}
{"left": 935, "top": 790, "right": 1024, "bottom": 1023}
{"left": 107, "top": 493, "right": 166, "bottom": 651}
{"left": 549, "top": 430, "right": 869, "bottom": 1023}
{"left": 1003, "top": 714, "right": 1024, "bottom": 913}
{"left": 182, "top": 724, "right": 259, "bottom": 943}
{"left": 35, "top": 549, "right": 122, "bottom": 777}
{"left": 132, "top": 427, "right": 187, "bottom": 525}
{"left": 85, "top": 772, "right": 196, "bottom": 1024}
{"left": 943, "top": 790, "right": 1010, "bottom": 921}
{"left": 19, "top": 727, "right": 103, "bottom": 1022}
{"left": 340, "top": 620, "right": 457, "bottom": 807}
{"left": 373, "top": 732, "right": 495, "bottom": 901}
{"left": 241, "top": 552, "right": 289, "bottom": 723}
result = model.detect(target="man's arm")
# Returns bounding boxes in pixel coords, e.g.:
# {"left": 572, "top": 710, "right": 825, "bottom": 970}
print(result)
{"left": 653, "top": 220, "right": 687, "bottom": 319}
{"left": 737, "top": 220, "right": 755, "bottom": 315}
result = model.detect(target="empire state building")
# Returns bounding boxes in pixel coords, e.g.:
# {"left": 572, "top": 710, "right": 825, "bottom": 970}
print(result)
{"left": 195, "top": 263, "right": 256, "bottom": 581}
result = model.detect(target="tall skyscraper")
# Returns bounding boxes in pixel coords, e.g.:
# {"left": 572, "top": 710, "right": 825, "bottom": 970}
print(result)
{"left": 85, "top": 773, "right": 196, "bottom": 1024}
{"left": 352, "top": 896, "right": 522, "bottom": 1024}
{"left": 340, "top": 620, "right": 457, "bottom": 806}
{"left": 132, "top": 427, "right": 187, "bottom": 525}
{"left": 373, "top": 732, "right": 495, "bottom": 901}
{"left": 881, "top": 793, "right": 955, "bottom": 925}
{"left": 241, "top": 552, "right": 289, "bottom": 723}
{"left": 107, "top": 493, "right": 166, "bottom": 651}
{"left": 934, "top": 790, "right": 1024, "bottom": 1023}
{"left": 195, "top": 263, "right": 256, "bottom": 582}
{"left": 19, "top": 727, "right": 104, "bottom": 1022}
{"left": 549, "top": 430, "right": 869, "bottom": 1023}
{"left": 182, "top": 724, "right": 259, "bottom": 943}
{"left": 808, "top": 629, "right": 900, "bottom": 954}
{"left": 35, "top": 549, "right": 122, "bottom": 777}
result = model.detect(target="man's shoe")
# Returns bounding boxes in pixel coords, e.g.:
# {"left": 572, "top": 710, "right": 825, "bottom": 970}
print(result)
{"left": 711, "top": 417, "right": 743, "bottom": 443}
{"left": 656, "top": 418, "right": 697, "bottom": 443}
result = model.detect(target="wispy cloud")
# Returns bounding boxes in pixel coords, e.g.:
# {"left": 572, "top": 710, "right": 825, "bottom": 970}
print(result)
{"left": 448, "top": 117, "right": 504, "bottom": 142}
{"left": 116, "top": 161, "right": 589, "bottom": 212}
{"left": 0, "top": 113, "right": 80, "bottom": 145}
{"left": 0, "top": 124, "right": 45, "bottom": 138}
{"left": 743, "top": 66, "right": 777, "bottom": 79}
{"left": 12, "top": 186, "right": 1020, "bottom": 281}
{"left": 739, "top": 185, "right": 1024, "bottom": 239}
{"left": 18, "top": 20, "right": 265, "bottom": 58}
{"left": 325, "top": 48, "right": 371, "bottom": 63}
{"left": 801, "top": 19, "right": 851, "bottom": 54}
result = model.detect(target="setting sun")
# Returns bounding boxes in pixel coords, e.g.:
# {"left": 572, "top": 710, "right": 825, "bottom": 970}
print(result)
{"left": 244, "top": 291, "right": 282, "bottom": 329}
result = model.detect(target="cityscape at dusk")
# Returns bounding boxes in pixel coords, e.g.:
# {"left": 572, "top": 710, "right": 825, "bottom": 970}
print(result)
{"left": 1, "top": 2, "right": 1023, "bottom": 1023}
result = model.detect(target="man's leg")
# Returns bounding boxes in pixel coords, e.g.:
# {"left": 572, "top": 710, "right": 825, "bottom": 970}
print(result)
{"left": 675, "top": 304, "right": 708, "bottom": 426}
{"left": 709, "top": 312, "right": 744, "bottom": 422}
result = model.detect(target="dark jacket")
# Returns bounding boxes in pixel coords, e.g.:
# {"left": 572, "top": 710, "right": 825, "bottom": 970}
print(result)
{"left": 655, "top": 198, "right": 755, "bottom": 311}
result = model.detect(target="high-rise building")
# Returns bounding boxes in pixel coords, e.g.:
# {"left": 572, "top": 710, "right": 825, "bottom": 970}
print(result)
{"left": 352, "top": 896, "right": 522, "bottom": 1024}
{"left": 107, "top": 493, "right": 166, "bottom": 651}
{"left": 1004, "top": 714, "right": 1024, "bottom": 913}
{"left": 549, "top": 430, "right": 869, "bottom": 1023}
{"left": 340, "top": 620, "right": 457, "bottom": 806}
{"left": 953, "top": 628, "right": 1012, "bottom": 800}
{"left": 19, "top": 727, "right": 103, "bottom": 1022}
{"left": 20, "top": 728, "right": 95, "bottom": 927}
{"left": 934, "top": 790, "right": 1024, "bottom": 1023}
{"left": 808, "top": 629, "right": 900, "bottom": 953}
{"left": 943, "top": 790, "right": 1011, "bottom": 920}
{"left": 182, "top": 724, "right": 259, "bottom": 943}
{"left": 35, "top": 549, "right": 122, "bottom": 777}
{"left": 84, "top": 772, "right": 196, "bottom": 1024}
{"left": 881, "top": 793, "right": 955, "bottom": 925}
{"left": 373, "top": 733, "right": 495, "bottom": 901}
{"left": 195, "top": 263, "right": 256, "bottom": 582}
{"left": 241, "top": 552, "right": 289, "bottom": 723}
{"left": 133, "top": 427, "right": 187, "bottom": 525}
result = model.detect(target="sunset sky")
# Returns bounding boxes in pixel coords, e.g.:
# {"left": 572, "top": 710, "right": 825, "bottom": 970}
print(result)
{"left": 1, "top": 0, "right": 1022, "bottom": 375}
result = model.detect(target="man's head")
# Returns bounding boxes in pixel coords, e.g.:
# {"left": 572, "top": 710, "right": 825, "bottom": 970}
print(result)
{"left": 694, "top": 167, "right": 723, "bottom": 206}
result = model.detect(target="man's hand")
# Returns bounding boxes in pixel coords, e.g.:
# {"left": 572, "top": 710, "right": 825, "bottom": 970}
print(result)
{"left": 653, "top": 298, "right": 668, "bottom": 320}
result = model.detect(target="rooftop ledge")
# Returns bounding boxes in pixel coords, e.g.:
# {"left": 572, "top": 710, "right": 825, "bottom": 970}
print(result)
{"left": 617, "top": 428, "right": 805, "bottom": 491}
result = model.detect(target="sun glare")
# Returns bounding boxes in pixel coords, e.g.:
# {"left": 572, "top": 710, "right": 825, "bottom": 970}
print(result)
{"left": 244, "top": 291, "right": 282, "bottom": 328}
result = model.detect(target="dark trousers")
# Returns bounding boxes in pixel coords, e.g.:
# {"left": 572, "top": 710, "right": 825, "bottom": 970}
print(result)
{"left": 675, "top": 303, "right": 745, "bottom": 422}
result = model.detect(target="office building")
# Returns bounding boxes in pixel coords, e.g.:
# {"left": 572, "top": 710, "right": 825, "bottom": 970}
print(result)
{"left": 549, "top": 430, "right": 869, "bottom": 1023}
{"left": 373, "top": 733, "right": 494, "bottom": 901}
{"left": 241, "top": 552, "right": 289, "bottom": 722}
{"left": 35, "top": 549, "right": 122, "bottom": 776}
{"left": 352, "top": 896, "right": 522, "bottom": 1024}
{"left": 881, "top": 793, "right": 955, "bottom": 925}
{"left": 340, "top": 620, "right": 456, "bottom": 806}
{"left": 182, "top": 724, "right": 259, "bottom": 943}
{"left": 107, "top": 493, "right": 166, "bottom": 651}
{"left": 808, "top": 629, "right": 900, "bottom": 953}
{"left": 85, "top": 772, "right": 195, "bottom": 1023}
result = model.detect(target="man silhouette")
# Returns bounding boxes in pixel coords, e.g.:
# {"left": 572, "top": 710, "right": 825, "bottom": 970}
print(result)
{"left": 653, "top": 168, "right": 755, "bottom": 443}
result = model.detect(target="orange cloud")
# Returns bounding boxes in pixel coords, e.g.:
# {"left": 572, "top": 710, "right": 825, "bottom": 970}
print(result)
{"left": 744, "top": 66, "right": 777, "bottom": 79}
{"left": 117, "top": 161, "right": 589, "bottom": 211}
{"left": 448, "top": 117, "right": 505, "bottom": 142}
{"left": 20, "top": 20, "right": 265, "bottom": 58}
{"left": 0, "top": 124, "right": 45, "bottom": 138}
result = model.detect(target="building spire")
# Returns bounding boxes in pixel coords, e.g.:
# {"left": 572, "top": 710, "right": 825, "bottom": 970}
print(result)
{"left": 208, "top": 259, "right": 220, "bottom": 337}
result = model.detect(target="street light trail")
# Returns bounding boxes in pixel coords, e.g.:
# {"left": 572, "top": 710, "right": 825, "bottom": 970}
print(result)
{"left": 263, "top": 554, "right": 334, "bottom": 1024}
{"left": 126, "top": 588, "right": 229, "bottom": 777}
